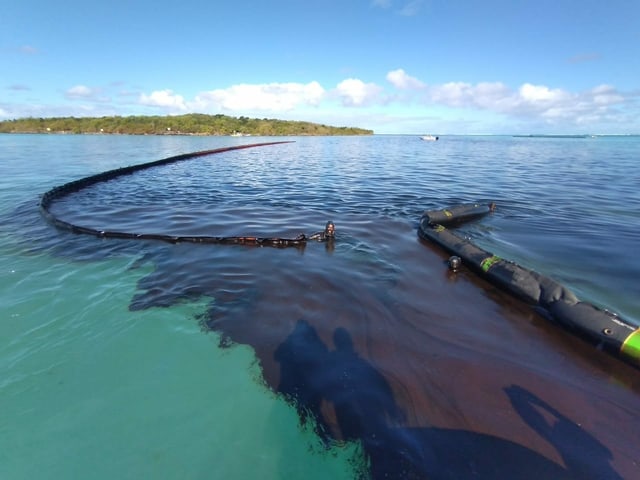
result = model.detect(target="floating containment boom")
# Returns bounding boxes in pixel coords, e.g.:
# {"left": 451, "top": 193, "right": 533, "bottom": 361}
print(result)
{"left": 40, "top": 142, "right": 331, "bottom": 247}
{"left": 418, "top": 203, "right": 639, "bottom": 369}
{"left": 38, "top": 142, "right": 639, "bottom": 368}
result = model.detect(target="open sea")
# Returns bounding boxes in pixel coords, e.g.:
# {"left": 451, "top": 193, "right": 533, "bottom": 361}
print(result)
{"left": 1, "top": 133, "right": 639, "bottom": 479}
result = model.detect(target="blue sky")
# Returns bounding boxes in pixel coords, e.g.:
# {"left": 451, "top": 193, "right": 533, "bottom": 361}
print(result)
{"left": 2, "top": 0, "right": 639, "bottom": 134}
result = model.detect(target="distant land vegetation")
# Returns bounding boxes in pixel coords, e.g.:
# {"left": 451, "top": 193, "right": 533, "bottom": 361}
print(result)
{"left": 0, "top": 114, "right": 373, "bottom": 136}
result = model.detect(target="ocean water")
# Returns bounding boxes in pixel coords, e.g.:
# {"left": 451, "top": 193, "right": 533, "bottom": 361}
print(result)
{"left": 1, "top": 133, "right": 639, "bottom": 479}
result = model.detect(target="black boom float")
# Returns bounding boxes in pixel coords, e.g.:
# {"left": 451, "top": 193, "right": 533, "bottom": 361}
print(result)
{"left": 40, "top": 142, "right": 333, "bottom": 248}
{"left": 418, "top": 203, "right": 640, "bottom": 369}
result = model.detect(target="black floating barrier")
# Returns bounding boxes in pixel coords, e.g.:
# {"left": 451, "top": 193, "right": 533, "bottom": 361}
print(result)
{"left": 40, "top": 141, "right": 333, "bottom": 248}
{"left": 418, "top": 203, "right": 640, "bottom": 368}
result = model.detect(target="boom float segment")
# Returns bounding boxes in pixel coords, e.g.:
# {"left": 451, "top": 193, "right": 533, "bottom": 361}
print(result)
{"left": 39, "top": 142, "right": 323, "bottom": 248}
{"left": 419, "top": 203, "right": 640, "bottom": 368}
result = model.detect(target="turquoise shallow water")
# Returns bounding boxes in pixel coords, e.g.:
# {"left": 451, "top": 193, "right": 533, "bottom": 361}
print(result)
{"left": 1, "top": 133, "right": 639, "bottom": 479}
{"left": 1, "top": 135, "right": 363, "bottom": 479}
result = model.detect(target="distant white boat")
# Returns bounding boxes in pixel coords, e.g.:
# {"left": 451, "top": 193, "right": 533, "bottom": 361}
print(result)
{"left": 420, "top": 135, "right": 439, "bottom": 141}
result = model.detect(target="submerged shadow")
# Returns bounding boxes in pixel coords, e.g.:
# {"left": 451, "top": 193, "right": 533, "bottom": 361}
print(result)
{"left": 273, "top": 319, "right": 332, "bottom": 438}
{"left": 274, "top": 320, "right": 614, "bottom": 479}
{"left": 505, "top": 385, "right": 623, "bottom": 480}
{"left": 274, "top": 320, "right": 424, "bottom": 477}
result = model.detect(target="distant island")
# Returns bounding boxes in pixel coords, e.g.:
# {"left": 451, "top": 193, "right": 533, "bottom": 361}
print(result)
{"left": 0, "top": 113, "right": 373, "bottom": 136}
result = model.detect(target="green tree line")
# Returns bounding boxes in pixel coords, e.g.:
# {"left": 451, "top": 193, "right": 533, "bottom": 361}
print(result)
{"left": 0, "top": 114, "right": 373, "bottom": 136}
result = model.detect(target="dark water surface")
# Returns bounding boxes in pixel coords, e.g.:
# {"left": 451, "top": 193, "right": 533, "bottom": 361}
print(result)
{"left": 2, "top": 134, "right": 639, "bottom": 479}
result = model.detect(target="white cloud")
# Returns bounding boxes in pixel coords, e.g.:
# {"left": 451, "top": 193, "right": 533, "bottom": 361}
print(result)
{"left": 192, "top": 81, "right": 325, "bottom": 112}
{"left": 398, "top": 0, "right": 423, "bottom": 16}
{"left": 65, "top": 85, "right": 95, "bottom": 99}
{"left": 518, "top": 83, "right": 568, "bottom": 103}
{"left": 590, "top": 84, "right": 624, "bottom": 105}
{"left": 138, "top": 89, "right": 187, "bottom": 110}
{"left": 472, "top": 82, "right": 513, "bottom": 109}
{"left": 428, "top": 82, "right": 472, "bottom": 107}
{"left": 386, "top": 69, "right": 425, "bottom": 90}
{"left": 416, "top": 79, "right": 634, "bottom": 127}
{"left": 510, "top": 83, "right": 626, "bottom": 122}
{"left": 371, "top": 0, "right": 423, "bottom": 15}
{"left": 334, "top": 78, "right": 384, "bottom": 107}
{"left": 65, "top": 85, "right": 111, "bottom": 103}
